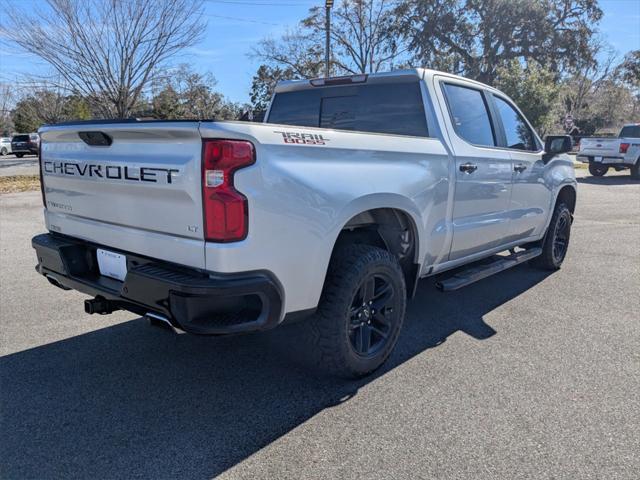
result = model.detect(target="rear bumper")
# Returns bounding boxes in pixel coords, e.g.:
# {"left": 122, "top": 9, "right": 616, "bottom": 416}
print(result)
{"left": 11, "top": 146, "right": 38, "bottom": 154}
{"left": 577, "top": 154, "right": 629, "bottom": 165}
{"left": 32, "top": 233, "right": 284, "bottom": 335}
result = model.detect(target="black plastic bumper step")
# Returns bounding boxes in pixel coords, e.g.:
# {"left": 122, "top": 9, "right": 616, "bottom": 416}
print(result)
{"left": 436, "top": 247, "right": 542, "bottom": 291}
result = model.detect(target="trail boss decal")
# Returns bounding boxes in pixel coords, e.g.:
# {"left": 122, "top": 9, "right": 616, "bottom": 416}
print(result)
{"left": 43, "top": 161, "right": 179, "bottom": 184}
{"left": 274, "top": 131, "right": 329, "bottom": 145}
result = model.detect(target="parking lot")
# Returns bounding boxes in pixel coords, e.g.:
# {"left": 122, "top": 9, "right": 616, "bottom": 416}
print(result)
{"left": 1, "top": 170, "right": 638, "bottom": 479}
{"left": 0, "top": 153, "right": 39, "bottom": 177}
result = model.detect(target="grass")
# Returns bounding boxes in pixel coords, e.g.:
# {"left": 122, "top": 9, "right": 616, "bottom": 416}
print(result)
{"left": 0, "top": 175, "right": 41, "bottom": 194}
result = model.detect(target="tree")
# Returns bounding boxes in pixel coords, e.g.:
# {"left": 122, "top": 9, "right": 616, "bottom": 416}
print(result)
{"left": 0, "top": 83, "right": 15, "bottom": 135}
{"left": 63, "top": 95, "right": 93, "bottom": 122}
{"left": 150, "top": 65, "right": 240, "bottom": 120}
{"left": 249, "top": 65, "right": 292, "bottom": 114}
{"left": 616, "top": 50, "right": 640, "bottom": 98}
{"left": 12, "top": 97, "right": 45, "bottom": 133}
{"left": 152, "top": 85, "right": 182, "bottom": 120}
{"left": 252, "top": 0, "right": 405, "bottom": 79}
{"left": 250, "top": 1, "right": 404, "bottom": 113}
{"left": 559, "top": 37, "right": 618, "bottom": 123}
{"left": 252, "top": 30, "right": 325, "bottom": 79}
{"left": 616, "top": 50, "right": 640, "bottom": 120}
{"left": 494, "top": 60, "right": 561, "bottom": 135}
{"left": 11, "top": 90, "right": 91, "bottom": 132}
{"left": 302, "top": 0, "right": 406, "bottom": 74}
{"left": 395, "top": 0, "right": 603, "bottom": 84}
{"left": 2, "top": 0, "right": 205, "bottom": 119}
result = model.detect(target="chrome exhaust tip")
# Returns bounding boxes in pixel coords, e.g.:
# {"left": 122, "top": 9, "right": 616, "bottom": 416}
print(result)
{"left": 145, "top": 312, "right": 185, "bottom": 334}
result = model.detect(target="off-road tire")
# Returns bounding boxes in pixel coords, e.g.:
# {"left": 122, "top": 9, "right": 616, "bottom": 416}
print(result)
{"left": 588, "top": 163, "right": 608, "bottom": 177}
{"left": 308, "top": 244, "right": 406, "bottom": 378}
{"left": 15, "top": 153, "right": 24, "bottom": 158}
{"left": 531, "top": 202, "right": 572, "bottom": 270}
{"left": 630, "top": 159, "right": 640, "bottom": 179}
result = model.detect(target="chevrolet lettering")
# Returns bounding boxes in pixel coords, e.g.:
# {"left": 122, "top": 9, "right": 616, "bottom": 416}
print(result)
{"left": 43, "top": 161, "right": 180, "bottom": 183}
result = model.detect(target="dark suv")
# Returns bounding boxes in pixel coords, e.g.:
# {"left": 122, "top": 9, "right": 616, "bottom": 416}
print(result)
{"left": 11, "top": 133, "right": 39, "bottom": 157}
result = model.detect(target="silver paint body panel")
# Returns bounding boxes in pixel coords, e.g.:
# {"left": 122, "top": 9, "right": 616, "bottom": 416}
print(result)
{"left": 38, "top": 69, "right": 576, "bottom": 318}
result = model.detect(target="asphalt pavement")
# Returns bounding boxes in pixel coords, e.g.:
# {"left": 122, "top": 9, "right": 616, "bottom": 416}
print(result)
{"left": 1, "top": 170, "right": 638, "bottom": 479}
{"left": 0, "top": 153, "right": 39, "bottom": 177}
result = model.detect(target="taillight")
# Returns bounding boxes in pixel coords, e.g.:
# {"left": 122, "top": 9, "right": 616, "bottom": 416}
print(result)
{"left": 38, "top": 139, "right": 46, "bottom": 207}
{"left": 202, "top": 139, "right": 255, "bottom": 242}
{"left": 619, "top": 142, "right": 630, "bottom": 154}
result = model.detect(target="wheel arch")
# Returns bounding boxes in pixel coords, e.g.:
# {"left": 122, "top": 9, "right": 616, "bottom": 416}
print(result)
{"left": 329, "top": 203, "right": 422, "bottom": 298}
{"left": 555, "top": 184, "right": 577, "bottom": 214}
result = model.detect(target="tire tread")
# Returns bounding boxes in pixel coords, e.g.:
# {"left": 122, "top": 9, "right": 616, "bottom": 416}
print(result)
{"left": 308, "top": 244, "right": 406, "bottom": 378}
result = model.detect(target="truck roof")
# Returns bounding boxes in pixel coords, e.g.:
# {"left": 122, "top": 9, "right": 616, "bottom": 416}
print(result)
{"left": 274, "top": 68, "right": 497, "bottom": 94}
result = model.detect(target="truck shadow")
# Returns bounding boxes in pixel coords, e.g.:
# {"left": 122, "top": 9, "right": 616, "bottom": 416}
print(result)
{"left": 577, "top": 175, "right": 639, "bottom": 185}
{"left": 1, "top": 265, "right": 551, "bottom": 479}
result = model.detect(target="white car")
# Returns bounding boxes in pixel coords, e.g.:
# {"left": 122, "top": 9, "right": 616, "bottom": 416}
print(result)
{"left": 577, "top": 124, "right": 640, "bottom": 178}
{"left": 0, "top": 137, "right": 12, "bottom": 155}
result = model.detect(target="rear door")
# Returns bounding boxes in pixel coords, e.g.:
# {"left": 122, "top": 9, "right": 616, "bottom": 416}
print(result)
{"left": 436, "top": 79, "right": 513, "bottom": 260}
{"left": 40, "top": 122, "right": 206, "bottom": 268}
{"left": 490, "top": 94, "right": 549, "bottom": 240}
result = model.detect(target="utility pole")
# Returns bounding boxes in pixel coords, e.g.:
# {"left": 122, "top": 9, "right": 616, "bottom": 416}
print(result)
{"left": 325, "top": 0, "right": 333, "bottom": 77}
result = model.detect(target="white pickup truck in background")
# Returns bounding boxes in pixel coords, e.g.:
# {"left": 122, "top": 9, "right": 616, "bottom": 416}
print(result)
{"left": 577, "top": 123, "right": 640, "bottom": 178}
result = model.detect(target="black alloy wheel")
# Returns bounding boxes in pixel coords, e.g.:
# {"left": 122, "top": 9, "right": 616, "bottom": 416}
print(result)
{"left": 309, "top": 244, "right": 407, "bottom": 378}
{"left": 552, "top": 211, "right": 570, "bottom": 264}
{"left": 348, "top": 273, "right": 398, "bottom": 357}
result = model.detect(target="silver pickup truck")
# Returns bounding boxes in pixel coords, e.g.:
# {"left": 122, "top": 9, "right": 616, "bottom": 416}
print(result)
{"left": 577, "top": 124, "right": 640, "bottom": 178}
{"left": 32, "top": 69, "right": 577, "bottom": 377}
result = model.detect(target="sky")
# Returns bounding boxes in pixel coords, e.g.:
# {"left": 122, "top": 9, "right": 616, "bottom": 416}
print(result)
{"left": 0, "top": 0, "right": 639, "bottom": 104}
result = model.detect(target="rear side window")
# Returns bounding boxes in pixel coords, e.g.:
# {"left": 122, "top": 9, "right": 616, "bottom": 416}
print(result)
{"left": 493, "top": 96, "right": 537, "bottom": 151}
{"left": 619, "top": 125, "right": 640, "bottom": 138}
{"left": 442, "top": 83, "right": 495, "bottom": 147}
{"left": 12, "top": 135, "right": 29, "bottom": 142}
{"left": 268, "top": 81, "right": 429, "bottom": 137}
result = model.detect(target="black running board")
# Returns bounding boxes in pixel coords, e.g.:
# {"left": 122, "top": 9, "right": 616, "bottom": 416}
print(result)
{"left": 436, "top": 248, "right": 542, "bottom": 291}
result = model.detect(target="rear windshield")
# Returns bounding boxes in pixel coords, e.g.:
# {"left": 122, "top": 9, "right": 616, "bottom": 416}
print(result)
{"left": 12, "top": 135, "right": 29, "bottom": 142}
{"left": 268, "top": 81, "right": 429, "bottom": 137}
{"left": 619, "top": 125, "right": 640, "bottom": 138}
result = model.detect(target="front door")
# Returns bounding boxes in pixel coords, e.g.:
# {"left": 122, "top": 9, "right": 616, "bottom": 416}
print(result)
{"left": 491, "top": 94, "right": 549, "bottom": 241}
{"left": 438, "top": 81, "right": 513, "bottom": 261}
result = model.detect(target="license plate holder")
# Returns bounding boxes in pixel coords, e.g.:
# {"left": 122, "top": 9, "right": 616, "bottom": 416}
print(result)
{"left": 96, "top": 248, "right": 127, "bottom": 282}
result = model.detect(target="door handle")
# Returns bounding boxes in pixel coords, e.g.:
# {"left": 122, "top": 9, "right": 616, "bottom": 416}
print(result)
{"left": 514, "top": 163, "right": 527, "bottom": 173}
{"left": 459, "top": 162, "right": 478, "bottom": 174}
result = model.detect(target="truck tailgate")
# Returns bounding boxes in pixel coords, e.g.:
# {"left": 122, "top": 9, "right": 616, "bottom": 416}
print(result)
{"left": 40, "top": 122, "right": 206, "bottom": 268}
{"left": 579, "top": 137, "right": 620, "bottom": 157}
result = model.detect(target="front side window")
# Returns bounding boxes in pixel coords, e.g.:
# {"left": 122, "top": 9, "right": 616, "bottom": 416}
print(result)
{"left": 494, "top": 96, "right": 537, "bottom": 151}
{"left": 443, "top": 83, "right": 495, "bottom": 147}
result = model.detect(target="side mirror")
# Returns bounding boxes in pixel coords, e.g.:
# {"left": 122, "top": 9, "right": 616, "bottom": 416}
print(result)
{"left": 543, "top": 135, "right": 572, "bottom": 163}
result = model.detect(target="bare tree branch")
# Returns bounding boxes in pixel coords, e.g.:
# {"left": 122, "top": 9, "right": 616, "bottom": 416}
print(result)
{"left": 1, "top": 0, "right": 205, "bottom": 118}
